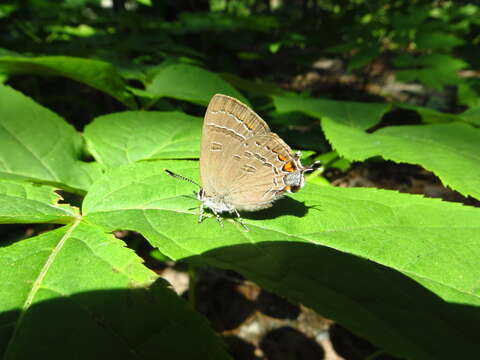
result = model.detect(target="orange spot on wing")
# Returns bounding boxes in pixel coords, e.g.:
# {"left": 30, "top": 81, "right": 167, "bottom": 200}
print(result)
{"left": 245, "top": 121, "right": 254, "bottom": 130}
{"left": 282, "top": 161, "right": 296, "bottom": 172}
{"left": 284, "top": 186, "right": 292, "bottom": 192}
{"left": 278, "top": 154, "right": 287, "bottom": 161}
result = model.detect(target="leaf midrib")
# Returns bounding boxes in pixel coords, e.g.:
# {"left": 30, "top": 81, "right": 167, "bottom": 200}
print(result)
{"left": 4, "top": 218, "right": 81, "bottom": 356}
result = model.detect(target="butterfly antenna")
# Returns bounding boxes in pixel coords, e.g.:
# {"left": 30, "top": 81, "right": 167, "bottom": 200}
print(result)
{"left": 305, "top": 161, "right": 322, "bottom": 173}
{"left": 165, "top": 169, "right": 200, "bottom": 188}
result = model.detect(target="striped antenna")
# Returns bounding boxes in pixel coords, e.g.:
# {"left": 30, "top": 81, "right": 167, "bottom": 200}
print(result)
{"left": 165, "top": 169, "right": 200, "bottom": 188}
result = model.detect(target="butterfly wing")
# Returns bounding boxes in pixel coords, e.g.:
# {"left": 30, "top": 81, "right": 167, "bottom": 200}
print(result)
{"left": 219, "top": 133, "right": 301, "bottom": 211}
{"left": 200, "top": 94, "right": 270, "bottom": 198}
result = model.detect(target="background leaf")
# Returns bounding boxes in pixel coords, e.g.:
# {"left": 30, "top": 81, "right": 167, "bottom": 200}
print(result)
{"left": 460, "top": 107, "right": 480, "bottom": 126}
{"left": 0, "top": 56, "right": 136, "bottom": 108}
{"left": 273, "top": 95, "right": 480, "bottom": 200}
{"left": 322, "top": 120, "right": 480, "bottom": 200}
{"left": 274, "top": 95, "right": 389, "bottom": 130}
{"left": 145, "top": 63, "right": 249, "bottom": 106}
{"left": 0, "top": 85, "right": 102, "bottom": 193}
{"left": 84, "top": 111, "right": 202, "bottom": 167}
{"left": 416, "top": 31, "right": 465, "bottom": 49}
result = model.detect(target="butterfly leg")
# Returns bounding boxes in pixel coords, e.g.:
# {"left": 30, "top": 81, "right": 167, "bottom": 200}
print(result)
{"left": 213, "top": 210, "right": 224, "bottom": 227}
{"left": 234, "top": 209, "right": 249, "bottom": 232}
{"left": 198, "top": 203, "right": 205, "bottom": 224}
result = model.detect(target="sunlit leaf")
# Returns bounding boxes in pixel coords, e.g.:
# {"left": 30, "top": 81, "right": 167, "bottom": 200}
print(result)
{"left": 83, "top": 160, "right": 480, "bottom": 360}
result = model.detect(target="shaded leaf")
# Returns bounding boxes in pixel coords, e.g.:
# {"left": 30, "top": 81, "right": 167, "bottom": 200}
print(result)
{"left": 416, "top": 31, "right": 464, "bottom": 50}
{"left": 220, "top": 72, "right": 286, "bottom": 96}
{"left": 0, "top": 221, "right": 230, "bottom": 359}
{"left": 459, "top": 79, "right": 480, "bottom": 108}
{"left": 395, "top": 103, "right": 460, "bottom": 124}
{"left": 347, "top": 47, "right": 380, "bottom": 72}
{"left": 393, "top": 54, "right": 467, "bottom": 89}
{"left": 0, "top": 56, "right": 136, "bottom": 108}
{"left": 460, "top": 107, "right": 480, "bottom": 126}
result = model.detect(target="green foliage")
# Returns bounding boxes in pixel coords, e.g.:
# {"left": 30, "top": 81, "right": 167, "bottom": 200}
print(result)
{"left": 0, "top": 181, "right": 78, "bottom": 224}
{"left": 1, "top": 1, "right": 479, "bottom": 359}
{"left": 0, "top": 85, "right": 103, "bottom": 193}
{"left": 0, "top": 56, "right": 136, "bottom": 108}
{"left": 84, "top": 111, "right": 202, "bottom": 167}
{"left": 146, "top": 63, "right": 249, "bottom": 106}
{"left": 0, "top": 221, "right": 228, "bottom": 359}
{"left": 275, "top": 95, "right": 480, "bottom": 199}
{"left": 329, "top": 2, "right": 477, "bottom": 91}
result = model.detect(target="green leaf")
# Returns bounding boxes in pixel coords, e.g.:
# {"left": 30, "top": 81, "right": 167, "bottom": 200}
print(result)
{"left": 220, "top": 72, "right": 286, "bottom": 96}
{"left": 459, "top": 79, "right": 480, "bottom": 108}
{"left": 347, "top": 47, "right": 380, "bottom": 72}
{"left": 420, "top": 54, "right": 467, "bottom": 69}
{"left": 0, "top": 221, "right": 230, "bottom": 359}
{"left": 416, "top": 31, "right": 464, "bottom": 50}
{"left": 83, "top": 160, "right": 480, "bottom": 360}
{"left": 460, "top": 107, "right": 480, "bottom": 126}
{"left": 0, "top": 85, "right": 103, "bottom": 193}
{"left": 274, "top": 94, "right": 480, "bottom": 199}
{"left": 314, "top": 151, "right": 351, "bottom": 172}
{"left": 391, "top": 6, "right": 430, "bottom": 30}
{"left": 393, "top": 54, "right": 467, "bottom": 90}
{"left": 0, "top": 56, "right": 136, "bottom": 108}
{"left": 396, "top": 68, "right": 460, "bottom": 90}
{"left": 84, "top": 111, "right": 202, "bottom": 167}
{"left": 274, "top": 94, "right": 389, "bottom": 130}
{"left": 135, "top": 0, "right": 151, "bottom": 5}
{"left": 145, "top": 63, "right": 248, "bottom": 106}
{"left": 0, "top": 180, "right": 77, "bottom": 224}
{"left": 322, "top": 119, "right": 480, "bottom": 199}
{"left": 391, "top": 54, "right": 417, "bottom": 67}
{"left": 395, "top": 103, "right": 460, "bottom": 124}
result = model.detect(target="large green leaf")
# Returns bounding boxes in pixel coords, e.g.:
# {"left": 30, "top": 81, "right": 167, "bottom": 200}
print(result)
{"left": 83, "top": 160, "right": 480, "bottom": 360}
{"left": 274, "top": 95, "right": 480, "bottom": 200}
{"left": 0, "top": 56, "right": 136, "bottom": 108}
{"left": 0, "top": 85, "right": 103, "bottom": 193}
{"left": 0, "top": 180, "right": 78, "bottom": 224}
{"left": 274, "top": 95, "right": 389, "bottom": 130}
{"left": 322, "top": 120, "right": 480, "bottom": 200}
{"left": 0, "top": 221, "right": 230, "bottom": 359}
{"left": 145, "top": 63, "right": 248, "bottom": 106}
{"left": 84, "top": 111, "right": 202, "bottom": 167}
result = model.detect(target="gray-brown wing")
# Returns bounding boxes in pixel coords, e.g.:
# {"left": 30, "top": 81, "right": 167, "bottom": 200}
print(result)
{"left": 200, "top": 94, "right": 271, "bottom": 197}
{"left": 217, "top": 133, "right": 299, "bottom": 211}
